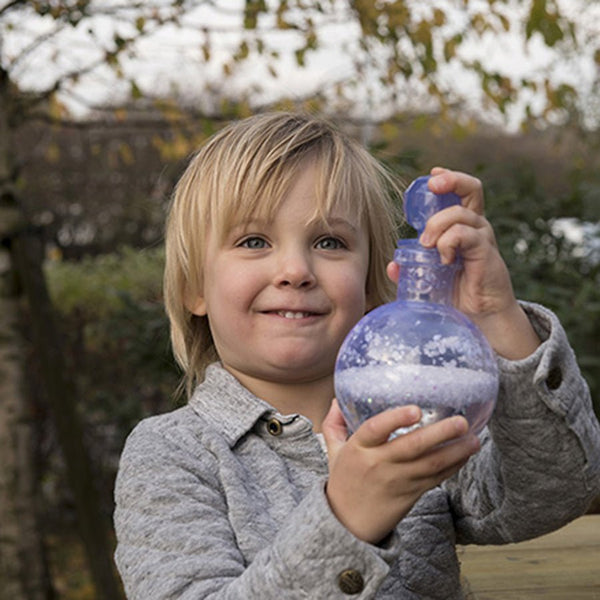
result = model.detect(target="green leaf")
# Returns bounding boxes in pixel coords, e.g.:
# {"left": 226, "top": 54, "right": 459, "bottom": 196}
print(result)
{"left": 295, "top": 48, "right": 306, "bottom": 67}
{"left": 244, "top": 0, "right": 267, "bottom": 29}
{"left": 233, "top": 40, "right": 250, "bottom": 62}
{"left": 130, "top": 81, "right": 142, "bottom": 100}
{"left": 114, "top": 34, "right": 127, "bottom": 50}
{"left": 526, "top": 0, "right": 565, "bottom": 46}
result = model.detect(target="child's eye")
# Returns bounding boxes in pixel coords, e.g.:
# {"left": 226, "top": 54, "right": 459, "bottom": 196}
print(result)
{"left": 316, "top": 236, "right": 346, "bottom": 250}
{"left": 239, "top": 236, "right": 268, "bottom": 249}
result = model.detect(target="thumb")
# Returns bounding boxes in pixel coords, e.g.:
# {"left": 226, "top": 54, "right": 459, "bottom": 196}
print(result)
{"left": 321, "top": 398, "right": 348, "bottom": 462}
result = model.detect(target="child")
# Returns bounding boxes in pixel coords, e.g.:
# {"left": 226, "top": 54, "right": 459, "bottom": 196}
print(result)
{"left": 114, "top": 112, "right": 600, "bottom": 599}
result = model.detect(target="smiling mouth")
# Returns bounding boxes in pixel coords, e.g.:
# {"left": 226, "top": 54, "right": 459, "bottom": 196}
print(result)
{"left": 275, "top": 310, "right": 315, "bottom": 319}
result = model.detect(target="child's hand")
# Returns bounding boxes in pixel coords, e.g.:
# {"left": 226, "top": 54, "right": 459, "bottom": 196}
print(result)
{"left": 387, "top": 167, "right": 540, "bottom": 360}
{"left": 322, "top": 399, "right": 480, "bottom": 544}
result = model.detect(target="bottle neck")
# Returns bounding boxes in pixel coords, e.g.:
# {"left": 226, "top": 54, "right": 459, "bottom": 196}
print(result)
{"left": 394, "top": 242, "right": 460, "bottom": 305}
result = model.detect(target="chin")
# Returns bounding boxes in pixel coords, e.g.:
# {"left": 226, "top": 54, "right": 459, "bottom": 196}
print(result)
{"left": 225, "top": 349, "right": 336, "bottom": 385}
{"left": 269, "top": 361, "right": 334, "bottom": 383}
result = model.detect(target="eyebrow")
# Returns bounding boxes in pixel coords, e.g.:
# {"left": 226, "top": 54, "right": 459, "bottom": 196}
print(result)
{"left": 312, "top": 216, "right": 361, "bottom": 234}
{"left": 226, "top": 219, "right": 268, "bottom": 234}
{"left": 227, "top": 215, "right": 360, "bottom": 233}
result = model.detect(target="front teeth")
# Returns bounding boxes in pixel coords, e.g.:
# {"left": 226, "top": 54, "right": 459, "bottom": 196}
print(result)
{"left": 278, "top": 311, "right": 310, "bottom": 319}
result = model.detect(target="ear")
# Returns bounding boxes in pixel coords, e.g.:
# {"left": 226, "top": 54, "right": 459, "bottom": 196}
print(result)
{"left": 188, "top": 296, "right": 207, "bottom": 316}
{"left": 185, "top": 288, "right": 207, "bottom": 317}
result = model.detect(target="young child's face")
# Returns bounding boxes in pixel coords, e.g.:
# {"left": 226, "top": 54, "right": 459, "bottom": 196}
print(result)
{"left": 188, "top": 162, "right": 371, "bottom": 389}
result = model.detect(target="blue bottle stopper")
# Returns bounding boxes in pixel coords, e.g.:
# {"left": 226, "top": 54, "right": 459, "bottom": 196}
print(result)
{"left": 334, "top": 175, "right": 498, "bottom": 438}
{"left": 403, "top": 175, "right": 461, "bottom": 235}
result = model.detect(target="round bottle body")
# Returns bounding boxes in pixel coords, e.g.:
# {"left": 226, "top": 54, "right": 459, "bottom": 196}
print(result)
{"left": 334, "top": 300, "right": 498, "bottom": 437}
{"left": 334, "top": 175, "right": 499, "bottom": 438}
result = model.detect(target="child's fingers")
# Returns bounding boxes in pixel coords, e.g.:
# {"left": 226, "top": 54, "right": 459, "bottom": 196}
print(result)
{"left": 432, "top": 223, "right": 494, "bottom": 266}
{"left": 387, "top": 426, "right": 479, "bottom": 493}
{"left": 428, "top": 167, "right": 485, "bottom": 215}
{"left": 419, "top": 452, "right": 473, "bottom": 489}
{"left": 413, "top": 433, "right": 480, "bottom": 481}
{"left": 386, "top": 260, "right": 400, "bottom": 284}
{"left": 355, "top": 407, "right": 471, "bottom": 459}
{"left": 389, "top": 415, "right": 470, "bottom": 461}
{"left": 421, "top": 205, "right": 491, "bottom": 244}
{"left": 353, "top": 405, "right": 422, "bottom": 448}
{"left": 419, "top": 205, "right": 496, "bottom": 263}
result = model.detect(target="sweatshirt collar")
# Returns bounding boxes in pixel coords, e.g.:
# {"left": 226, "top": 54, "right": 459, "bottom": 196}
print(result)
{"left": 188, "top": 362, "right": 278, "bottom": 447}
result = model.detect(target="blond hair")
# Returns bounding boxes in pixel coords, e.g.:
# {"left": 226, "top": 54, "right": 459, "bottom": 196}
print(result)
{"left": 164, "top": 111, "right": 403, "bottom": 396}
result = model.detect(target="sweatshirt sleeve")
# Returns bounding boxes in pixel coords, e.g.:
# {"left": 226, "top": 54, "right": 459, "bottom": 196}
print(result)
{"left": 443, "top": 301, "right": 600, "bottom": 545}
{"left": 114, "top": 415, "right": 400, "bottom": 599}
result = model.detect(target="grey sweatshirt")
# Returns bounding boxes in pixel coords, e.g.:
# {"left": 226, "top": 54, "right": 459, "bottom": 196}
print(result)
{"left": 114, "top": 303, "right": 600, "bottom": 599}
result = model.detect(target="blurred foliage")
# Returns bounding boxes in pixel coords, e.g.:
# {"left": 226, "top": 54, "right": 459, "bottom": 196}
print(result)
{"left": 44, "top": 246, "right": 180, "bottom": 507}
{"left": 33, "top": 113, "right": 599, "bottom": 599}
{"left": 487, "top": 177, "right": 600, "bottom": 406}
{"left": 46, "top": 246, "right": 165, "bottom": 318}
{"left": 46, "top": 533, "right": 96, "bottom": 600}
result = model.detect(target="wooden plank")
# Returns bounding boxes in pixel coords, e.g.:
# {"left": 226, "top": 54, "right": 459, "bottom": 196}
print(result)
{"left": 458, "top": 515, "right": 600, "bottom": 599}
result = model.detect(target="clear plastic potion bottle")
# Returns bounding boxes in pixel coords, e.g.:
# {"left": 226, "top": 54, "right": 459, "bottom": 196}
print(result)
{"left": 334, "top": 175, "right": 499, "bottom": 438}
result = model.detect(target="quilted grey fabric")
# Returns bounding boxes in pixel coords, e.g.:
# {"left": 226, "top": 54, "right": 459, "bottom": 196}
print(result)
{"left": 114, "top": 302, "right": 600, "bottom": 599}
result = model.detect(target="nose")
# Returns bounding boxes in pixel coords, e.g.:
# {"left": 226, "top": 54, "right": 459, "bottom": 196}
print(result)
{"left": 275, "top": 247, "right": 316, "bottom": 289}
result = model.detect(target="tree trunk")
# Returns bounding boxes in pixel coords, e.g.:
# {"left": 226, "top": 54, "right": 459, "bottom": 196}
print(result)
{"left": 11, "top": 231, "right": 124, "bottom": 600}
{"left": 0, "top": 67, "right": 123, "bottom": 599}
{"left": 0, "top": 281, "right": 53, "bottom": 600}
{"left": 0, "top": 71, "right": 53, "bottom": 600}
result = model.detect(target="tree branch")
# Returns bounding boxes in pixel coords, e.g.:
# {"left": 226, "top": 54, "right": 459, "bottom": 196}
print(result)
{"left": 0, "top": 0, "right": 26, "bottom": 18}
{"left": 7, "top": 22, "right": 65, "bottom": 73}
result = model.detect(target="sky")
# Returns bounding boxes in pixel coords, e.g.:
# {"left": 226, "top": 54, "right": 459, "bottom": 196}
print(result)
{"left": 1, "top": 0, "right": 598, "bottom": 254}
{"left": 1, "top": 0, "right": 599, "bottom": 131}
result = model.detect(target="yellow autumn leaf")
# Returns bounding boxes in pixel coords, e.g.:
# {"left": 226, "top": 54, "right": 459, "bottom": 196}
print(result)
{"left": 45, "top": 142, "right": 61, "bottom": 163}
{"left": 48, "top": 93, "right": 66, "bottom": 121}
{"left": 119, "top": 142, "right": 135, "bottom": 165}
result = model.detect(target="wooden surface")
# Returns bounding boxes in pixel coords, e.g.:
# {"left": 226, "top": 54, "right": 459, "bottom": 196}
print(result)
{"left": 458, "top": 515, "right": 600, "bottom": 599}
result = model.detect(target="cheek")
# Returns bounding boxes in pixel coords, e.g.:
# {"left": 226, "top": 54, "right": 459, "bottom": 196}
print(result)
{"left": 204, "top": 294, "right": 246, "bottom": 356}
{"left": 204, "top": 267, "right": 256, "bottom": 322}
{"left": 336, "top": 269, "right": 370, "bottom": 315}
